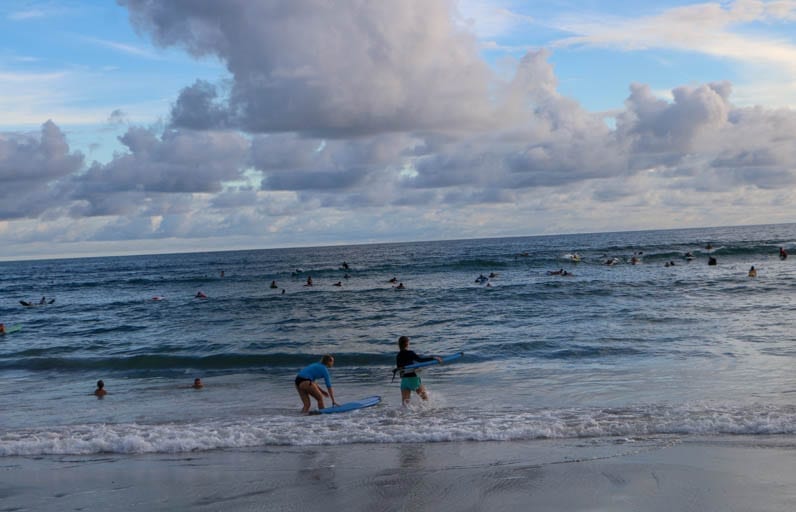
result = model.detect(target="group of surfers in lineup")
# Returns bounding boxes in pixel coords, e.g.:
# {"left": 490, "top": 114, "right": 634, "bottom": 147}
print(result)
{"left": 169, "top": 246, "right": 796, "bottom": 299}
{"left": 294, "top": 335, "right": 442, "bottom": 413}
{"left": 545, "top": 245, "right": 789, "bottom": 276}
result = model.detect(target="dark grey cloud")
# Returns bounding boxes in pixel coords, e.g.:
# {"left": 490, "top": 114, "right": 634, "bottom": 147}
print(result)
{"left": 170, "top": 79, "right": 231, "bottom": 130}
{"left": 0, "top": 121, "right": 84, "bottom": 220}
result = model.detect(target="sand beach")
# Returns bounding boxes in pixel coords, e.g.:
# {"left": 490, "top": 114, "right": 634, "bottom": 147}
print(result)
{"left": 2, "top": 436, "right": 794, "bottom": 511}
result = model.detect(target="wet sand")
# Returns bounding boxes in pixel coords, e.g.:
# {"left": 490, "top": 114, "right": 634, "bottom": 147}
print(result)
{"left": 1, "top": 436, "right": 794, "bottom": 511}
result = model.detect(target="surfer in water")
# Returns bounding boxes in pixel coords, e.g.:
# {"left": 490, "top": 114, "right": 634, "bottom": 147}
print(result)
{"left": 395, "top": 336, "right": 442, "bottom": 406}
{"left": 295, "top": 355, "right": 338, "bottom": 413}
{"left": 192, "top": 378, "right": 203, "bottom": 389}
{"left": 94, "top": 380, "right": 107, "bottom": 398}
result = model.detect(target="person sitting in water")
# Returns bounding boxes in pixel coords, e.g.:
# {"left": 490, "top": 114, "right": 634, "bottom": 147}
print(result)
{"left": 388, "top": 277, "right": 398, "bottom": 283}
{"left": 192, "top": 378, "right": 203, "bottom": 389}
{"left": 195, "top": 291, "right": 207, "bottom": 298}
{"left": 488, "top": 272, "right": 497, "bottom": 278}
{"left": 304, "top": 276, "right": 313, "bottom": 287}
{"left": 708, "top": 256, "right": 717, "bottom": 266}
{"left": 295, "top": 355, "right": 338, "bottom": 413}
{"left": 39, "top": 296, "right": 46, "bottom": 305}
{"left": 748, "top": 266, "right": 757, "bottom": 277}
{"left": 341, "top": 261, "right": 350, "bottom": 270}
{"left": 780, "top": 247, "right": 788, "bottom": 260}
{"left": 270, "top": 280, "right": 278, "bottom": 289}
{"left": 333, "top": 281, "right": 342, "bottom": 287}
{"left": 94, "top": 380, "right": 107, "bottom": 397}
{"left": 395, "top": 282, "right": 405, "bottom": 289}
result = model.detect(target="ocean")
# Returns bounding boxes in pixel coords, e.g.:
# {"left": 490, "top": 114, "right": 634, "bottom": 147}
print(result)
{"left": 1, "top": 223, "right": 794, "bottom": 456}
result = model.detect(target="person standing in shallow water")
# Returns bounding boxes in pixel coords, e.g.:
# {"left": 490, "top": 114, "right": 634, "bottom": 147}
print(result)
{"left": 395, "top": 336, "right": 441, "bottom": 406}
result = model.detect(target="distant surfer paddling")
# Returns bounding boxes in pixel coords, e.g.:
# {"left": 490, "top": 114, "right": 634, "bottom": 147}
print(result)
{"left": 394, "top": 336, "right": 441, "bottom": 406}
{"left": 295, "top": 355, "right": 338, "bottom": 413}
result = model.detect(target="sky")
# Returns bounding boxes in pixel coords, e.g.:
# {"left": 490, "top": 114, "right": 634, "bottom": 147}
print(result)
{"left": 1, "top": 0, "right": 796, "bottom": 261}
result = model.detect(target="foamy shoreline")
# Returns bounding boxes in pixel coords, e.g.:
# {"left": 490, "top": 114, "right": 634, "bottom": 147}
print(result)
{"left": 2, "top": 435, "right": 794, "bottom": 511}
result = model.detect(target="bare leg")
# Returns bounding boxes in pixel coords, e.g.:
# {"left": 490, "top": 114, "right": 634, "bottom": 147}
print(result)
{"left": 401, "top": 389, "right": 412, "bottom": 406}
{"left": 296, "top": 385, "right": 311, "bottom": 413}
{"left": 299, "top": 381, "right": 326, "bottom": 411}
{"left": 416, "top": 385, "right": 428, "bottom": 401}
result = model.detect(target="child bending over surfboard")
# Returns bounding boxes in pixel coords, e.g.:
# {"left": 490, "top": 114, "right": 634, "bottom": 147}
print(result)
{"left": 295, "top": 355, "right": 339, "bottom": 413}
{"left": 395, "top": 336, "right": 442, "bottom": 406}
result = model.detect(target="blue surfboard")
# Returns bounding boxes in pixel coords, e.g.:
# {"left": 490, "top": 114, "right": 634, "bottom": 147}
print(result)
{"left": 317, "top": 395, "right": 381, "bottom": 414}
{"left": 402, "top": 352, "right": 464, "bottom": 370}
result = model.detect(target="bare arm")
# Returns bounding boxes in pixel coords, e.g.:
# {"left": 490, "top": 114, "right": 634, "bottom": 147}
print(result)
{"left": 326, "top": 387, "right": 338, "bottom": 406}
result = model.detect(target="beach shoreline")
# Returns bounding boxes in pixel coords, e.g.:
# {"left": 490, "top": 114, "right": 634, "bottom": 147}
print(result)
{"left": 2, "top": 435, "right": 794, "bottom": 511}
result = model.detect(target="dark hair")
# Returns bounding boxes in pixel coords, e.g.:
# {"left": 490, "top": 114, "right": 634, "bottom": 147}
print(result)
{"left": 96, "top": 380, "right": 104, "bottom": 388}
{"left": 321, "top": 354, "right": 334, "bottom": 365}
{"left": 398, "top": 336, "right": 409, "bottom": 349}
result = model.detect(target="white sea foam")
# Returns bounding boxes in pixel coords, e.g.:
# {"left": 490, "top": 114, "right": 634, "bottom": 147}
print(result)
{"left": 2, "top": 402, "right": 794, "bottom": 456}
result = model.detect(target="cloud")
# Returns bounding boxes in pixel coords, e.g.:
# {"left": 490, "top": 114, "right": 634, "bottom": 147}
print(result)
{"left": 0, "top": 121, "right": 84, "bottom": 220}
{"left": 8, "top": 9, "right": 46, "bottom": 21}
{"left": 67, "top": 126, "right": 250, "bottom": 216}
{"left": 554, "top": 1, "right": 796, "bottom": 70}
{"left": 121, "top": 0, "right": 494, "bottom": 136}
{"left": 79, "top": 35, "right": 163, "bottom": 59}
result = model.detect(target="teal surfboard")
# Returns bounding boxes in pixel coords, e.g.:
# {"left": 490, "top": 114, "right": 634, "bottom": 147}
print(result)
{"left": 2, "top": 325, "right": 22, "bottom": 335}
{"left": 317, "top": 395, "right": 381, "bottom": 414}
{"left": 402, "top": 352, "right": 463, "bottom": 370}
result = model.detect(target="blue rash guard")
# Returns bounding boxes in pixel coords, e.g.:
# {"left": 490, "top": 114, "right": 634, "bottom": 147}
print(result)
{"left": 297, "top": 362, "right": 332, "bottom": 388}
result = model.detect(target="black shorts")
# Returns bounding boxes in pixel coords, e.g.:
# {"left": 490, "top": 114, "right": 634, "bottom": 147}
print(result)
{"left": 295, "top": 376, "right": 312, "bottom": 387}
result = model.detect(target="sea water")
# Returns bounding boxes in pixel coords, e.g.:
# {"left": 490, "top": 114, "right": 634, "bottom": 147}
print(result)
{"left": 0, "top": 224, "right": 794, "bottom": 455}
